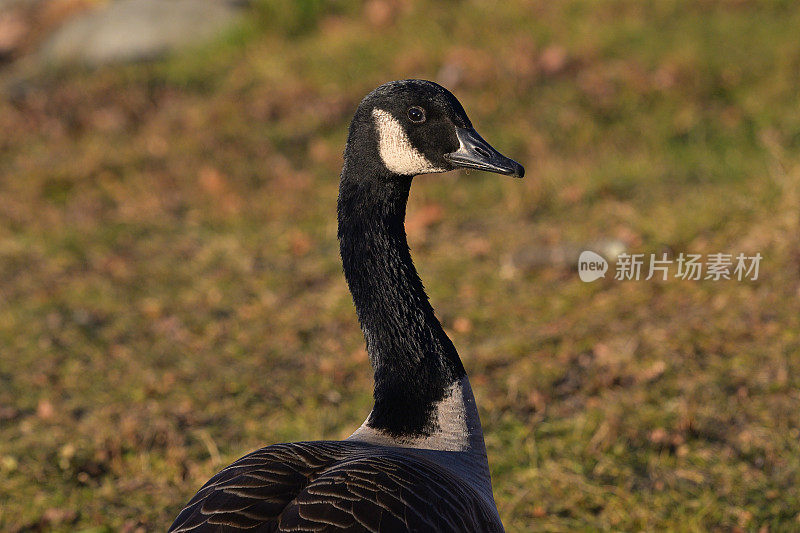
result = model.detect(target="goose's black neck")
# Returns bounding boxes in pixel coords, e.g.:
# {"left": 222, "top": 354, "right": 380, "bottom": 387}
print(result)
{"left": 338, "top": 166, "right": 465, "bottom": 438}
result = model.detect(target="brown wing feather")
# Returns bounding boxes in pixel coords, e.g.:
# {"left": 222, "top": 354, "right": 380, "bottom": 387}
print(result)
{"left": 169, "top": 441, "right": 501, "bottom": 533}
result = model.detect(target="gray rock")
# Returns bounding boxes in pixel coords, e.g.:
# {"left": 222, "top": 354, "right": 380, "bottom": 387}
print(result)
{"left": 38, "top": 0, "right": 246, "bottom": 67}
{"left": 511, "top": 239, "right": 628, "bottom": 270}
{"left": 0, "top": 0, "right": 40, "bottom": 10}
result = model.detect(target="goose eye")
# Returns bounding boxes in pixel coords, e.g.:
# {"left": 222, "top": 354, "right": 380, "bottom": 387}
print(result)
{"left": 407, "top": 106, "right": 426, "bottom": 123}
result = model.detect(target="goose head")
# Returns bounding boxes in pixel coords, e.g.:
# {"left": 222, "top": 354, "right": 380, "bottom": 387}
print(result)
{"left": 347, "top": 79, "right": 524, "bottom": 179}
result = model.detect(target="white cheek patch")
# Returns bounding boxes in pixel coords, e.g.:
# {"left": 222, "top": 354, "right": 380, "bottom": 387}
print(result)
{"left": 372, "top": 108, "right": 446, "bottom": 175}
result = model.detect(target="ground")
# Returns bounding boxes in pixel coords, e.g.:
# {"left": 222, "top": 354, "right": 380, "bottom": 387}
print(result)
{"left": 0, "top": 1, "right": 799, "bottom": 531}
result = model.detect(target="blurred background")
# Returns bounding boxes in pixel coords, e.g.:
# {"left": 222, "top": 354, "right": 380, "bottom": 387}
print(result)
{"left": 1, "top": 0, "right": 799, "bottom": 531}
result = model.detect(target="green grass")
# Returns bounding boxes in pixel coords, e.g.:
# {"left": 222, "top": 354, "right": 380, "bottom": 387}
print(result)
{"left": 1, "top": 1, "right": 799, "bottom": 530}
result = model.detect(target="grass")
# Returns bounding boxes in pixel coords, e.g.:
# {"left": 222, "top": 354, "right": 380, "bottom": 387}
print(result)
{"left": 1, "top": 0, "right": 799, "bottom": 531}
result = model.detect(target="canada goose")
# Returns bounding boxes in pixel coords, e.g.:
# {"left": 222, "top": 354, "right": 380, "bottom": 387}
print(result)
{"left": 169, "top": 79, "right": 524, "bottom": 532}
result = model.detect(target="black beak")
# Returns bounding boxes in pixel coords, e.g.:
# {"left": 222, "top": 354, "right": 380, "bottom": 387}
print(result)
{"left": 444, "top": 127, "right": 524, "bottom": 178}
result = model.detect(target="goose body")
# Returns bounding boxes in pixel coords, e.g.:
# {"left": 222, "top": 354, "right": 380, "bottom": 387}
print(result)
{"left": 170, "top": 80, "right": 524, "bottom": 533}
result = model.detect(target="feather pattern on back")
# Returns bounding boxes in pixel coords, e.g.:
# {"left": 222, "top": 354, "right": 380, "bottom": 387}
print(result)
{"left": 169, "top": 441, "right": 503, "bottom": 532}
